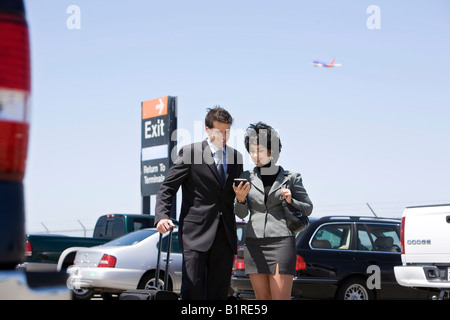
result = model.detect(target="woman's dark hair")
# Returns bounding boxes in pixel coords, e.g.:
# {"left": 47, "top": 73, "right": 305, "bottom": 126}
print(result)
{"left": 244, "top": 122, "right": 282, "bottom": 162}
{"left": 205, "top": 106, "right": 233, "bottom": 128}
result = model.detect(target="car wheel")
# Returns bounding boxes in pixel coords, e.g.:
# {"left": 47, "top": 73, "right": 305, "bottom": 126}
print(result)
{"left": 138, "top": 271, "right": 171, "bottom": 291}
{"left": 336, "top": 277, "right": 375, "bottom": 300}
{"left": 72, "top": 287, "right": 94, "bottom": 300}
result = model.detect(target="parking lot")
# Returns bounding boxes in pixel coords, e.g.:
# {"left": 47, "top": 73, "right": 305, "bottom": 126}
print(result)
{"left": 31, "top": 216, "right": 435, "bottom": 300}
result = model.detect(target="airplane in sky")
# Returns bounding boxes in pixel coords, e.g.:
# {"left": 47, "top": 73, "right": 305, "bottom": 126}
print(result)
{"left": 313, "top": 58, "right": 342, "bottom": 68}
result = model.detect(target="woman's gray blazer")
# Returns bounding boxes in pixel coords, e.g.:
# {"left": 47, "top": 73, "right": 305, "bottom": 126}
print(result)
{"left": 234, "top": 166, "right": 313, "bottom": 239}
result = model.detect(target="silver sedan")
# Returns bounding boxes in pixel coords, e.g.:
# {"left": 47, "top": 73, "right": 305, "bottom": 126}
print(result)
{"left": 68, "top": 228, "right": 181, "bottom": 299}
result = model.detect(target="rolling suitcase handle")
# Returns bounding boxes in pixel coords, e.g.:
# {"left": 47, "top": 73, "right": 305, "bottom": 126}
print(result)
{"left": 154, "top": 227, "right": 173, "bottom": 291}
{"left": 118, "top": 227, "right": 178, "bottom": 300}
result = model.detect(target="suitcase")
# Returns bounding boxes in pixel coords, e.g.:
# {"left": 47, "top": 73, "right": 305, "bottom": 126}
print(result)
{"left": 119, "top": 228, "right": 178, "bottom": 300}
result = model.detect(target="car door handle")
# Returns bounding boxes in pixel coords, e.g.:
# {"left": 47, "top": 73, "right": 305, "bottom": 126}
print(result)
{"left": 163, "top": 258, "right": 173, "bottom": 262}
{"left": 446, "top": 215, "right": 450, "bottom": 223}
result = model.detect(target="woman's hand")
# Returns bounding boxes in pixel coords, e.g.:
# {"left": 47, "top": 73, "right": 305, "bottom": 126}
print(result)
{"left": 280, "top": 187, "right": 292, "bottom": 204}
{"left": 233, "top": 182, "right": 250, "bottom": 203}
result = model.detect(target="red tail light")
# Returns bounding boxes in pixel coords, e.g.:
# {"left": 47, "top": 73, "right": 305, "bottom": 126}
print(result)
{"left": 0, "top": 8, "right": 31, "bottom": 182}
{"left": 295, "top": 254, "right": 306, "bottom": 271}
{"left": 0, "top": 12, "right": 30, "bottom": 91}
{"left": 400, "top": 216, "right": 405, "bottom": 254}
{"left": 98, "top": 254, "right": 117, "bottom": 268}
{"left": 232, "top": 255, "right": 245, "bottom": 271}
{"left": 24, "top": 240, "right": 32, "bottom": 257}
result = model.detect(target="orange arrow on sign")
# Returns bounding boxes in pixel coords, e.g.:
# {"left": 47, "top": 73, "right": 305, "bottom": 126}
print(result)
{"left": 142, "top": 96, "right": 168, "bottom": 119}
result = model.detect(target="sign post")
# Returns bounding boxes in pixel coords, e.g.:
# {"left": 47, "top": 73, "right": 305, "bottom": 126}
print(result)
{"left": 141, "top": 96, "right": 177, "bottom": 216}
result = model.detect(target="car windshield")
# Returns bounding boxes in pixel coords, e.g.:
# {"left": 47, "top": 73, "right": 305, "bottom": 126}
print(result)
{"left": 103, "top": 229, "right": 158, "bottom": 246}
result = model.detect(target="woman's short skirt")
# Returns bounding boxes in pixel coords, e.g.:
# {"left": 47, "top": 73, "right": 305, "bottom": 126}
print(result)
{"left": 244, "top": 236, "right": 296, "bottom": 276}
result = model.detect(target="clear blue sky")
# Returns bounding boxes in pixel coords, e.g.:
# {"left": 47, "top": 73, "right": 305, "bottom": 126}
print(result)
{"left": 23, "top": 0, "right": 450, "bottom": 234}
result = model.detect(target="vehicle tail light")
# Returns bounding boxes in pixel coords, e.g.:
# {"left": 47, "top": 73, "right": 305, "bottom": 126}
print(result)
{"left": 400, "top": 216, "right": 405, "bottom": 254}
{"left": 0, "top": 0, "right": 30, "bottom": 269}
{"left": 98, "top": 254, "right": 117, "bottom": 268}
{"left": 295, "top": 254, "right": 306, "bottom": 271}
{"left": 232, "top": 255, "right": 245, "bottom": 272}
{"left": 0, "top": 6, "right": 31, "bottom": 182}
{"left": 24, "top": 240, "right": 32, "bottom": 257}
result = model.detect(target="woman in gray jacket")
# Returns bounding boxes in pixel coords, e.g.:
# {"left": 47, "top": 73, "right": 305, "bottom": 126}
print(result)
{"left": 233, "top": 122, "right": 313, "bottom": 300}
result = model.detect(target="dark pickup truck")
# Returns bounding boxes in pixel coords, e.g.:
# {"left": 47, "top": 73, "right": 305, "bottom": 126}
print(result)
{"left": 19, "top": 214, "right": 177, "bottom": 272}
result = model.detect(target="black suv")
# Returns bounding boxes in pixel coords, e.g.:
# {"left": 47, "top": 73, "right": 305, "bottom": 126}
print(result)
{"left": 231, "top": 216, "right": 432, "bottom": 300}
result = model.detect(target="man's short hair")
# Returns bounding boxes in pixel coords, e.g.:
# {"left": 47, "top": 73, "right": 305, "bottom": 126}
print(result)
{"left": 205, "top": 106, "right": 233, "bottom": 128}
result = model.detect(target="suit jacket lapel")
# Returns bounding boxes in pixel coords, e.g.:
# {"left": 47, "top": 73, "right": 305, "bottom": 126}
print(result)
{"left": 203, "top": 140, "right": 241, "bottom": 188}
{"left": 202, "top": 140, "right": 221, "bottom": 183}
{"left": 204, "top": 139, "right": 236, "bottom": 188}
{"left": 224, "top": 145, "right": 237, "bottom": 184}
{"left": 250, "top": 166, "right": 290, "bottom": 196}
{"left": 250, "top": 167, "right": 265, "bottom": 194}
{"left": 268, "top": 166, "right": 290, "bottom": 196}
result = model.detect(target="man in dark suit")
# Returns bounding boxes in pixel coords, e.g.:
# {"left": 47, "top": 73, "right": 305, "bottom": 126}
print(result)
{"left": 155, "top": 107, "right": 243, "bottom": 300}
